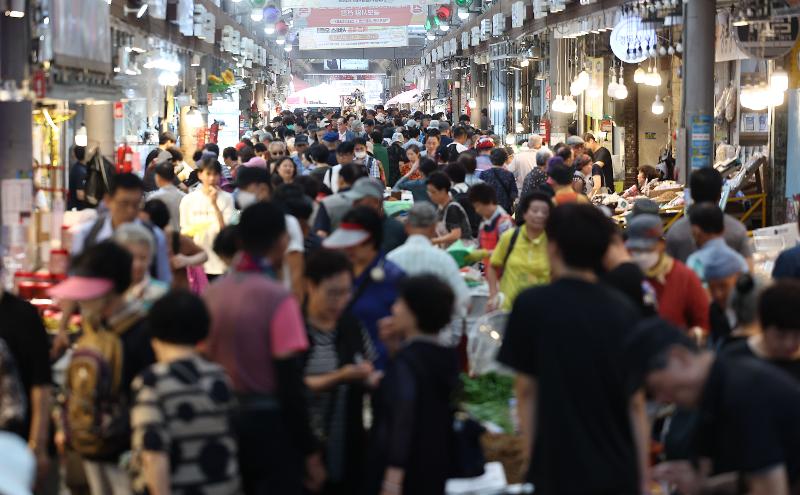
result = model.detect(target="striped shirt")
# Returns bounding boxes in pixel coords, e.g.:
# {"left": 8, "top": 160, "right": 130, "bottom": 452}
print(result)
{"left": 131, "top": 355, "right": 240, "bottom": 495}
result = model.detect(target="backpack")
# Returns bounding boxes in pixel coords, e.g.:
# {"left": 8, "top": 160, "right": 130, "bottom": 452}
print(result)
{"left": 450, "top": 189, "right": 480, "bottom": 239}
{"left": 83, "top": 151, "right": 116, "bottom": 207}
{"left": 64, "top": 324, "right": 128, "bottom": 457}
{"left": 442, "top": 142, "right": 460, "bottom": 163}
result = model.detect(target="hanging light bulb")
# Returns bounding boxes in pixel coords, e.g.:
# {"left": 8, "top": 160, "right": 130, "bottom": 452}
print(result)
{"left": 520, "top": 58, "right": 530, "bottom": 67}
{"left": 577, "top": 68, "right": 590, "bottom": 88}
{"left": 570, "top": 79, "right": 583, "bottom": 96}
{"left": 614, "top": 77, "right": 628, "bottom": 100}
{"left": 607, "top": 78, "right": 619, "bottom": 98}
{"left": 458, "top": 8, "right": 469, "bottom": 20}
{"left": 564, "top": 95, "right": 578, "bottom": 113}
{"left": 439, "top": 23, "right": 450, "bottom": 31}
{"left": 264, "top": 24, "right": 275, "bottom": 35}
{"left": 552, "top": 95, "right": 564, "bottom": 112}
{"left": 284, "top": 44, "right": 293, "bottom": 52}
{"left": 426, "top": 32, "right": 435, "bottom": 40}
{"left": 74, "top": 123, "right": 88, "bottom": 147}
{"left": 158, "top": 70, "right": 179, "bottom": 87}
{"left": 587, "top": 78, "right": 602, "bottom": 98}
{"left": 634, "top": 66, "right": 646, "bottom": 84}
{"left": 250, "top": 7, "right": 263, "bottom": 21}
{"left": 768, "top": 88, "right": 784, "bottom": 107}
{"left": 276, "top": 37, "right": 285, "bottom": 45}
{"left": 771, "top": 68, "right": 789, "bottom": 93}
{"left": 652, "top": 94, "right": 664, "bottom": 115}
{"left": 468, "top": 98, "right": 477, "bottom": 109}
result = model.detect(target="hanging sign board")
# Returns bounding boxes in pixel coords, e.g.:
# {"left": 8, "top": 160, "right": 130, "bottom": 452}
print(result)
{"left": 480, "top": 19, "right": 491, "bottom": 41}
{"left": 294, "top": 6, "right": 426, "bottom": 28}
{"left": 492, "top": 13, "right": 504, "bottom": 37}
{"left": 609, "top": 15, "right": 656, "bottom": 64}
{"left": 512, "top": 1, "right": 525, "bottom": 29}
{"left": 471, "top": 26, "right": 480, "bottom": 46}
{"left": 461, "top": 31, "right": 470, "bottom": 51}
{"left": 299, "top": 26, "right": 408, "bottom": 50}
{"left": 735, "top": 17, "right": 799, "bottom": 60}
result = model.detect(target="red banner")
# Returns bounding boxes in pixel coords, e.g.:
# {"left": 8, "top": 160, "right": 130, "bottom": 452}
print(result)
{"left": 295, "top": 5, "right": 425, "bottom": 27}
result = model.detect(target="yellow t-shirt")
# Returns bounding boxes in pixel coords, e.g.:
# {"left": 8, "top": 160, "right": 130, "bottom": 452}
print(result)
{"left": 490, "top": 227, "right": 550, "bottom": 310}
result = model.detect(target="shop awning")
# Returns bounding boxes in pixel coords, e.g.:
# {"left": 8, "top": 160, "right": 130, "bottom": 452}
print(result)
{"left": 385, "top": 88, "right": 421, "bottom": 106}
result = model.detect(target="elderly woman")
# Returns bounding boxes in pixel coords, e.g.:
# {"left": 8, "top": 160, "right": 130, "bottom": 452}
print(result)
{"left": 622, "top": 164, "right": 660, "bottom": 199}
{"left": 113, "top": 223, "right": 169, "bottom": 310}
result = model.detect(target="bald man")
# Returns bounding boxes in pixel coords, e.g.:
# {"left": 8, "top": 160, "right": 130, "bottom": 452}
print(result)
{"left": 508, "top": 135, "right": 545, "bottom": 190}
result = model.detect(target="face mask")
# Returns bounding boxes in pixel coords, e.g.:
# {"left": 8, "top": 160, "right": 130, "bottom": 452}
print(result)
{"left": 355, "top": 151, "right": 367, "bottom": 159}
{"left": 237, "top": 190, "right": 257, "bottom": 210}
{"left": 631, "top": 251, "right": 660, "bottom": 271}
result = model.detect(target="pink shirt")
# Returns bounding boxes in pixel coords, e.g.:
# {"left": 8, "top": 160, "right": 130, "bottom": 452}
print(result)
{"left": 202, "top": 272, "right": 308, "bottom": 394}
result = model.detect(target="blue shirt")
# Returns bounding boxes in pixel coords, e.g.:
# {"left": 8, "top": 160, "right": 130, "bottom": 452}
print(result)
{"left": 393, "top": 176, "right": 430, "bottom": 203}
{"left": 773, "top": 245, "right": 800, "bottom": 279}
{"left": 350, "top": 255, "right": 405, "bottom": 371}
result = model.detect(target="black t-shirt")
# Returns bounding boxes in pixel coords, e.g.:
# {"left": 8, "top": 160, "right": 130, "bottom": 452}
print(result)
{"left": 594, "top": 146, "right": 614, "bottom": 190}
{"left": 720, "top": 339, "right": 800, "bottom": 384}
{"left": 601, "top": 262, "right": 658, "bottom": 317}
{"left": 696, "top": 356, "right": 800, "bottom": 484}
{"left": 0, "top": 292, "right": 52, "bottom": 439}
{"left": 441, "top": 201, "right": 472, "bottom": 239}
{"left": 497, "top": 279, "right": 642, "bottom": 494}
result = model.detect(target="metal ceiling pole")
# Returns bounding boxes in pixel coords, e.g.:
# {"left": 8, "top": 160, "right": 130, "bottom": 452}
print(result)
{"left": 682, "top": 0, "right": 717, "bottom": 180}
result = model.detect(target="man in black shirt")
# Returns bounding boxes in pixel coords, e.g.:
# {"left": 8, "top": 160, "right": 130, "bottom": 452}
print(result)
{"left": 0, "top": 280, "right": 52, "bottom": 482}
{"left": 626, "top": 318, "right": 800, "bottom": 494}
{"left": 498, "top": 204, "right": 647, "bottom": 494}
{"left": 584, "top": 133, "right": 614, "bottom": 192}
{"left": 68, "top": 145, "right": 88, "bottom": 210}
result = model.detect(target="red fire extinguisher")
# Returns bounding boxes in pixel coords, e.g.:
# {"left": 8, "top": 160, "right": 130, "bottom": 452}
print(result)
{"left": 116, "top": 143, "right": 133, "bottom": 174}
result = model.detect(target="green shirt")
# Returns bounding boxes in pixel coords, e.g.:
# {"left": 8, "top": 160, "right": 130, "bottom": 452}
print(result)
{"left": 490, "top": 227, "right": 550, "bottom": 310}
{"left": 372, "top": 144, "right": 390, "bottom": 173}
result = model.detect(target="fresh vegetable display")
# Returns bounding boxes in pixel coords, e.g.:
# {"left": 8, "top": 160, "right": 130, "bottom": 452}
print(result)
{"left": 458, "top": 372, "right": 514, "bottom": 434}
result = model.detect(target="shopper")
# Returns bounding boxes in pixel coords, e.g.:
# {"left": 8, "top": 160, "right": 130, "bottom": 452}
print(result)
{"left": 498, "top": 204, "right": 648, "bottom": 495}
{"left": 272, "top": 156, "right": 298, "bottom": 186}
{"left": 480, "top": 148, "right": 518, "bottom": 214}
{"left": 571, "top": 153, "right": 595, "bottom": 197}
{"left": 627, "top": 319, "right": 800, "bottom": 495}
{"left": 71, "top": 173, "right": 172, "bottom": 283}
{"left": 420, "top": 134, "right": 441, "bottom": 162}
{"left": 322, "top": 206, "right": 405, "bottom": 371}
{"left": 665, "top": 168, "right": 753, "bottom": 265}
{"left": 507, "top": 135, "right": 542, "bottom": 190}
{"left": 303, "top": 250, "right": 376, "bottom": 495}
{"left": 705, "top": 244, "right": 754, "bottom": 347}
{"left": 52, "top": 241, "right": 155, "bottom": 495}
{"left": 353, "top": 137, "right": 384, "bottom": 183}
{"left": 314, "top": 163, "right": 368, "bottom": 236}
{"left": 131, "top": 290, "right": 240, "bottom": 495}
{"left": 179, "top": 157, "right": 235, "bottom": 281}
{"left": 0, "top": 259, "right": 52, "bottom": 482}
{"left": 141, "top": 199, "right": 208, "bottom": 292}
{"left": 424, "top": 172, "right": 472, "bottom": 246}
{"left": 370, "top": 131, "right": 390, "bottom": 177}
{"left": 625, "top": 214, "right": 709, "bottom": 332}
{"left": 343, "top": 178, "right": 406, "bottom": 253}
{"left": 520, "top": 149, "right": 553, "bottom": 198}
{"left": 146, "top": 161, "right": 185, "bottom": 231}
{"left": 113, "top": 223, "right": 169, "bottom": 310}
{"left": 386, "top": 202, "right": 470, "bottom": 322}
{"left": 686, "top": 203, "right": 748, "bottom": 283}
{"left": 722, "top": 279, "right": 800, "bottom": 381}
{"left": 474, "top": 137, "right": 494, "bottom": 172}
{"left": 202, "top": 202, "right": 324, "bottom": 495}
{"left": 68, "top": 145, "right": 88, "bottom": 210}
{"left": 366, "top": 275, "right": 459, "bottom": 495}
{"left": 323, "top": 142, "right": 356, "bottom": 193}
{"left": 393, "top": 156, "right": 437, "bottom": 203}
{"left": 548, "top": 158, "right": 588, "bottom": 205}
{"left": 487, "top": 192, "right": 551, "bottom": 311}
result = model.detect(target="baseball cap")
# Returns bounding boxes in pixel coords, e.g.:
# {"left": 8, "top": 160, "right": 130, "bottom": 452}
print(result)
{"left": 407, "top": 202, "right": 438, "bottom": 228}
{"left": 625, "top": 214, "right": 664, "bottom": 251}
{"left": 566, "top": 135, "right": 585, "bottom": 146}
{"left": 438, "top": 121, "right": 451, "bottom": 131}
{"left": 0, "top": 431, "right": 34, "bottom": 495}
{"left": 622, "top": 317, "right": 696, "bottom": 393}
{"left": 405, "top": 119, "right": 418, "bottom": 128}
{"left": 630, "top": 198, "right": 661, "bottom": 217}
{"left": 344, "top": 178, "right": 384, "bottom": 202}
{"left": 294, "top": 134, "right": 309, "bottom": 145}
{"left": 427, "top": 120, "right": 440, "bottom": 130}
{"left": 475, "top": 137, "right": 495, "bottom": 150}
{"left": 391, "top": 132, "right": 404, "bottom": 144}
{"left": 704, "top": 246, "right": 747, "bottom": 281}
{"left": 322, "top": 131, "right": 340, "bottom": 143}
{"left": 322, "top": 221, "right": 372, "bottom": 249}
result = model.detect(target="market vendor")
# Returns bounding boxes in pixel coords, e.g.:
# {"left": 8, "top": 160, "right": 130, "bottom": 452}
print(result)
{"left": 622, "top": 165, "right": 660, "bottom": 199}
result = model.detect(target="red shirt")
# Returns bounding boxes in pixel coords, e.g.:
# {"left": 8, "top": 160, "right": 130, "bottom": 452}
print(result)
{"left": 648, "top": 259, "right": 710, "bottom": 332}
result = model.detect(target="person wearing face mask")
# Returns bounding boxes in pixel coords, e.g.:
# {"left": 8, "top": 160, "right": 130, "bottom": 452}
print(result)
{"left": 353, "top": 137, "right": 384, "bottom": 184}
{"left": 625, "top": 214, "right": 709, "bottom": 333}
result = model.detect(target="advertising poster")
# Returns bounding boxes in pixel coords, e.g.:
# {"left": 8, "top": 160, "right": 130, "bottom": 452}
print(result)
{"left": 299, "top": 26, "right": 408, "bottom": 50}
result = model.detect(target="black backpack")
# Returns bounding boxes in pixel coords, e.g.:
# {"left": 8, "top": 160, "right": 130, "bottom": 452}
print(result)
{"left": 442, "top": 142, "right": 460, "bottom": 163}
{"left": 450, "top": 189, "right": 480, "bottom": 239}
{"left": 83, "top": 151, "right": 116, "bottom": 207}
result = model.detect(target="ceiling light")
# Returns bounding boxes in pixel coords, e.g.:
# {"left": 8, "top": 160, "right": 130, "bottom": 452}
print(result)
{"left": 426, "top": 32, "right": 435, "bottom": 40}
{"left": 191, "top": 54, "right": 201, "bottom": 67}
{"left": 652, "top": 94, "right": 664, "bottom": 115}
{"left": 264, "top": 24, "right": 275, "bottom": 35}
{"left": 439, "top": 23, "right": 449, "bottom": 31}
{"left": 458, "top": 8, "right": 469, "bottom": 20}
{"left": 614, "top": 78, "right": 628, "bottom": 100}
{"left": 634, "top": 67, "right": 646, "bottom": 84}
{"left": 520, "top": 58, "right": 529, "bottom": 67}
{"left": 771, "top": 68, "right": 789, "bottom": 93}
{"left": 158, "top": 70, "right": 179, "bottom": 87}
{"left": 284, "top": 44, "right": 293, "bottom": 52}
{"left": 276, "top": 38, "right": 285, "bottom": 45}
{"left": 122, "top": 3, "right": 148, "bottom": 18}
{"left": 250, "top": 7, "right": 263, "bottom": 21}
{"left": 4, "top": 0, "right": 24, "bottom": 17}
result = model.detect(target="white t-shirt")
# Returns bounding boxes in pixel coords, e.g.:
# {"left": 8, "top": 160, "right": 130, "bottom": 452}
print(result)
{"left": 324, "top": 165, "right": 342, "bottom": 193}
{"left": 282, "top": 214, "right": 305, "bottom": 289}
{"left": 179, "top": 189, "right": 235, "bottom": 275}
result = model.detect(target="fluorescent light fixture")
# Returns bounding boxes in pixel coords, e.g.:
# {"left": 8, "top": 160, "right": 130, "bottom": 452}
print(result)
{"left": 158, "top": 70, "right": 179, "bottom": 86}
{"left": 250, "top": 7, "right": 263, "bottom": 21}
{"left": 284, "top": 44, "right": 293, "bottom": 52}
{"left": 264, "top": 24, "right": 275, "bottom": 34}
{"left": 276, "top": 38, "right": 285, "bottom": 45}
{"left": 74, "top": 124, "right": 88, "bottom": 147}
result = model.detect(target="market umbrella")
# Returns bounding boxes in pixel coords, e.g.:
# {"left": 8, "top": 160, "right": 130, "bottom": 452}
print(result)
{"left": 385, "top": 88, "right": 421, "bottom": 106}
